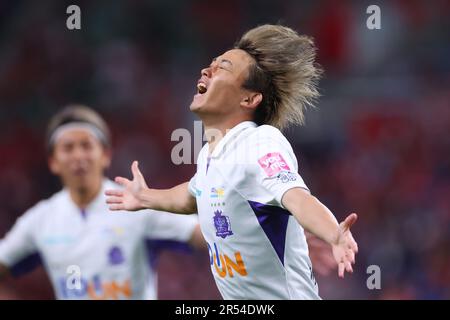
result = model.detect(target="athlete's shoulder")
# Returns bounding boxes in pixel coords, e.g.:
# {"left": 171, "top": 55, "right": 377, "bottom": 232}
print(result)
{"left": 256, "top": 124, "right": 283, "bottom": 135}
{"left": 20, "top": 188, "right": 66, "bottom": 222}
{"left": 245, "top": 124, "right": 291, "bottom": 147}
{"left": 104, "top": 178, "right": 122, "bottom": 190}
{"left": 194, "top": 142, "right": 209, "bottom": 165}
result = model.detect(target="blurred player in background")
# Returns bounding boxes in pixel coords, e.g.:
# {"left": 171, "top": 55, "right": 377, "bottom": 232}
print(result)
{"left": 0, "top": 105, "right": 205, "bottom": 300}
{"left": 106, "top": 24, "right": 358, "bottom": 299}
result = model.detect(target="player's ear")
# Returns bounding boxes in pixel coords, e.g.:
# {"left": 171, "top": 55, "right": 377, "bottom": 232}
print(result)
{"left": 48, "top": 155, "right": 60, "bottom": 175}
{"left": 240, "top": 92, "right": 262, "bottom": 111}
{"left": 101, "top": 147, "right": 112, "bottom": 169}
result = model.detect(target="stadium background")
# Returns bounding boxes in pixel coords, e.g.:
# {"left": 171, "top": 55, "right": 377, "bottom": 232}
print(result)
{"left": 0, "top": 0, "right": 449, "bottom": 299}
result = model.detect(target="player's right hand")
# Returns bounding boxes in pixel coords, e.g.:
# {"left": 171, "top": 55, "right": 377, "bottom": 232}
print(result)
{"left": 332, "top": 213, "right": 358, "bottom": 278}
{"left": 105, "top": 161, "right": 148, "bottom": 211}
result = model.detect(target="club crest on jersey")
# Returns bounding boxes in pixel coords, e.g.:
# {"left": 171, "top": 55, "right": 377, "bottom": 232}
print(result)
{"left": 258, "top": 152, "right": 291, "bottom": 177}
{"left": 108, "top": 246, "right": 125, "bottom": 265}
{"left": 213, "top": 210, "right": 233, "bottom": 239}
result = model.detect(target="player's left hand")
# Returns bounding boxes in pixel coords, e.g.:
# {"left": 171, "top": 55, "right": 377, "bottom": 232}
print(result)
{"left": 331, "top": 213, "right": 358, "bottom": 278}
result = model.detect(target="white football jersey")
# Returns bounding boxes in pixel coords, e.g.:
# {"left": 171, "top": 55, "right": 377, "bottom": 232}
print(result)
{"left": 189, "top": 121, "right": 320, "bottom": 299}
{"left": 0, "top": 179, "right": 198, "bottom": 300}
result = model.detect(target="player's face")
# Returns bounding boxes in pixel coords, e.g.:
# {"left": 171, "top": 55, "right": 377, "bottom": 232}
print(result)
{"left": 49, "top": 129, "right": 111, "bottom": 191}
{"left": 190, "top": 49, "right": 255, "bottom": 118}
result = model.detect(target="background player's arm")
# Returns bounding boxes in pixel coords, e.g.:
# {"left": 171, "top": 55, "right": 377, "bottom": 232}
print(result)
{"left": 188, "top": 225, "right": 206, "bottom": 250}
{"left": 0, "top": 263, "right": 10, "bottom": 281}
{"left": 106, "top": 161, "right": 197, "bottom": 214}
{"left": 305, "top": 231, "right": 336, "bottom": 276}
{"left": 143, "top": 210, "right": 206, "bottom": 252}
{"left": 282, "top": 187, "right": 358, "bottom": 278}
{"left": 0, "top": 208, "right": 40, "bottom": 282}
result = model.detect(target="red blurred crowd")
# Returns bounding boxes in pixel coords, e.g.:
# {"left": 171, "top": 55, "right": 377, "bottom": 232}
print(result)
{"left": 0, "top": 0, "right": 449, "bottom": 299}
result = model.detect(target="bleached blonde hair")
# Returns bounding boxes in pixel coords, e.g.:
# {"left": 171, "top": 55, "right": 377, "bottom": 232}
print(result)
{"left": 235, "top": 24, "right": 322, "bottom": 129}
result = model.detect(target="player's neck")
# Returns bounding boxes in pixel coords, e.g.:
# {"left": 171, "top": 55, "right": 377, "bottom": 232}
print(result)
{"left": 68, "top": 180, "right": 102, "bottom": 210}
{"left": 203, "top": 116, "right": 251, "bottom": 155}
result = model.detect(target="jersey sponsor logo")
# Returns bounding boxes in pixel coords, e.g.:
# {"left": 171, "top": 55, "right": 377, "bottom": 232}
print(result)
{"left": 207, "top": 242, "right": 247, "bottom": 279}
{"left": 276, "top": 171, "right": 297, "bottom": 183}
{"left": 59, "top": 275, "right": 132, "bottom": 299}
{"left": 258, "top": 152, "right": 291, "bottom": 177}
{"left": 42, "top": 235, "right": 76, "bottom": 245}
{"left": 102, "top": 226, "right": 125, "bottom": 237}
{"left": 108, "top": 246, "right": 125, "bottom": 265}
{"left": 213, "top": 210, "right": 233, "bottom": 238}
{"left": 210, "top": 187, "right": 225, "bottom": 198}
{"left": 111, "top": 226, "right": 125, "bottom": 236}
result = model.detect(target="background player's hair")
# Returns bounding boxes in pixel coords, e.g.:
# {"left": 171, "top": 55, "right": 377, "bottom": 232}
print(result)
{"left": 46, "top": 104, "right": 111, "bottom": 153}
{"left": 235, "top": 24, "right": 322, "bottom": 129}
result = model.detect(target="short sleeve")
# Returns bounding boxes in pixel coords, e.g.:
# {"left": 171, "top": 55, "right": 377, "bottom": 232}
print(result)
{"left": 143, "top": 210, "right": 198, "bottom": 242}
{"left": 0, "top": 207, "right": 39, "bottom": 268}
{"left": 188, "top": 173, "right": 199, "bottom": 197}
{"left": 252, "top": 133, "right": 309, "bottom": 207}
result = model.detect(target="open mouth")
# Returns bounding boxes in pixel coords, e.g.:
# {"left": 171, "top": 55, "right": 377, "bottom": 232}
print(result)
{"left": 197, "top": 82, "right": 207, "bottom": 94}
{"left": 73, "top": 167, "right": 89, "bottom": 176}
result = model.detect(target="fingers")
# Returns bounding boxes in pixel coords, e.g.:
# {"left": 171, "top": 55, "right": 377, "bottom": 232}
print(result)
{"left": 347, "top": 249, "right": 356, "bottom": 264}
{"left": 131, "top": 161, "right": 142, "bottom": 180}
{"left": 105, "top": 189, "right": 124, "bottom": 209}
{"left": 105, "top": 189, "right": 123, "bottom": 197}
{"left": 344, "top": 231, "right": 359, "bottom": 254}
{"left": 350, "top": 238, "right": 359, "bottom": 254}
{"left": 351, "top": 236, "right": 359, "bottom": 253}
{"left": 344, "top": 260, "right": 353, "bottom": 273}
{"left": 336, "top": 215, "right": 359, "bottom": 279}
{"left": 105, "top": 196, "right": 123, "bottom": 204}
{"left": 115, "top": 176, "right": 130, "bottom": 186}
{"left": 108, "top": 204, "right": 125, "bottom": 211}
{"left": 338, "top": 262, "right": 345, "bottom": 278}
{"left": 337, "top": 257, "right": 354, "bottom": 278}
{"left": 342, "top": 213, "right": 358, "bottom": 232}
{"left": 337, "top": 246, "right": 357, "bottom": 278}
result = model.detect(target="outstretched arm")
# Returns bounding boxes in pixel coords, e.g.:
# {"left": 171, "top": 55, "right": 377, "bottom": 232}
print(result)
{"left": 105, "top": 161, "right": 197, "bottom": 214}
{"left": 282, "top": 187, "right": 358, "bottom": 278}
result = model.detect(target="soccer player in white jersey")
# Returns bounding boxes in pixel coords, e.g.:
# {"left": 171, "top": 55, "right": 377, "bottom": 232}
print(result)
{"left": 0, "top": 105, "right": 205, "bottom": 300}
{"left": 106, "top": 25, "right": 359, "bottom": 299}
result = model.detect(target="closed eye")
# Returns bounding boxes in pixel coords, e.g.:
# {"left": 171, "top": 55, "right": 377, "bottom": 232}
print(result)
{"left": 210, "top": 57, "right": 233, "bottom": 71}
{"left": 218, "top": 63, "right": 232, "bottom": 72}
